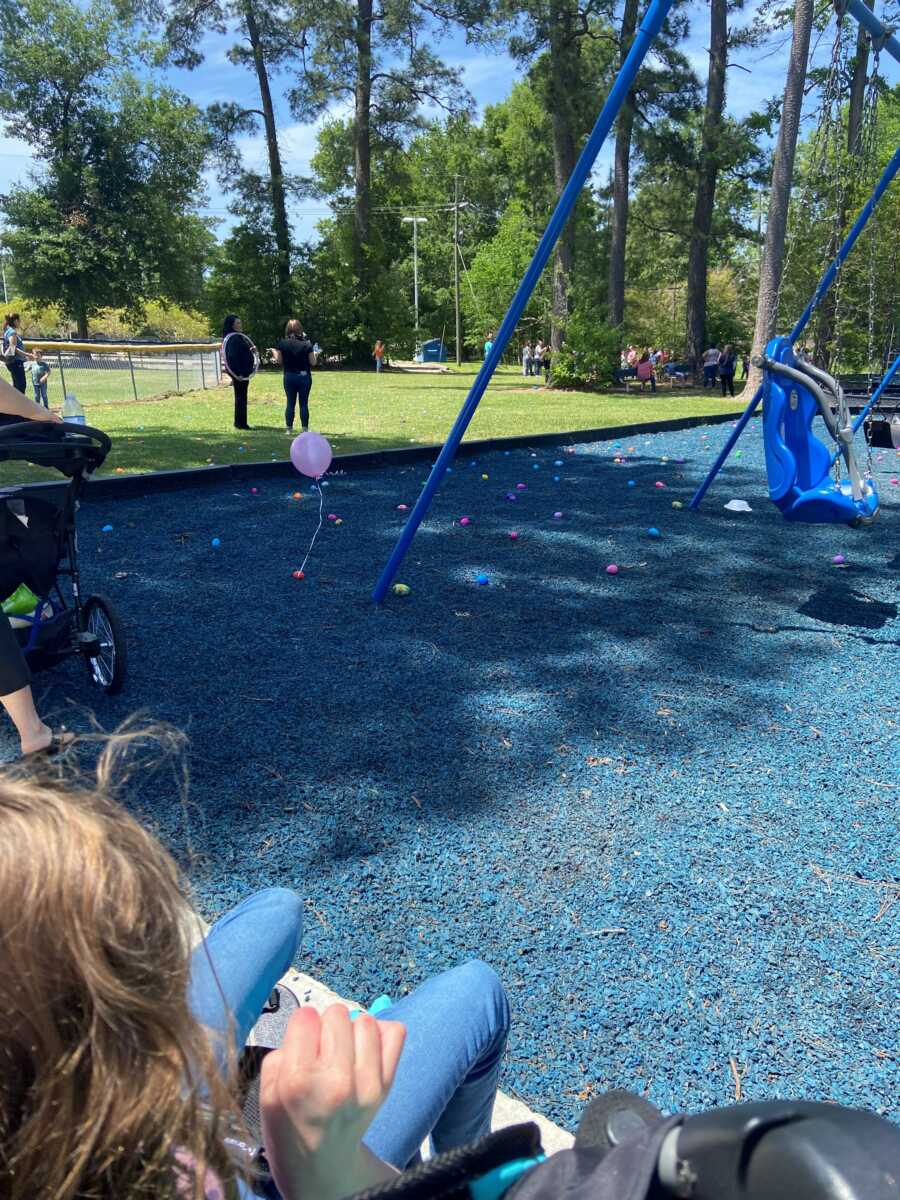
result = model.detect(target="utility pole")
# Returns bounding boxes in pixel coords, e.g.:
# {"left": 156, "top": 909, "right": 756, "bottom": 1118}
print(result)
{"left": 453, "top": 175, "right": 462, "bottom": 366}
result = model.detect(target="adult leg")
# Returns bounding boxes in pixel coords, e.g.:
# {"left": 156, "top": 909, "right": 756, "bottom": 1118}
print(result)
{"left": 0, "top": 615, "right": 53, "bottom": 754}
{"left": 233, "top": 379, "right": 249, "bottom": 429}
{"left": 284, "top": 374, "right": 298, "bottom": 431}
{"left": 187, "top": 887, "right": 304, "bottom": 1073}
{"left": 363, "top": 960, "right": 510, "bottom": 1168}
{"left": 299, "top": 375, "right": 312, "bottom": 431}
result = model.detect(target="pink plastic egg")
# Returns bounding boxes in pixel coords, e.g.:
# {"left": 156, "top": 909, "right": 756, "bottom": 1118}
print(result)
{"left": 655, "top": 481, "right": 666, "bottom": 489}
{"left": 606, "top": 564, "right": 619, "bottom": 575}
{"left": 459, "top": 516, "right": 472, "bottom": 526}
{"left": 509, "top": 530, "right": 519, "bottom": 540}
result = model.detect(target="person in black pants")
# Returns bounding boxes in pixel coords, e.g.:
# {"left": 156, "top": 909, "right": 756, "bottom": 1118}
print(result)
{"left": 0, "top": 374, "right": 73, "bottom": 756}
{"left": 272, "top": 318, "right": 318, "bottom": 434}
{"left": 221, "top": 314, "right": 256, "bottom": 430}
{"left": 3, "top": 313, "right": 28, "bottom": 394}
{"left": 718, "top": 344, "right": 737, "bottom": 398}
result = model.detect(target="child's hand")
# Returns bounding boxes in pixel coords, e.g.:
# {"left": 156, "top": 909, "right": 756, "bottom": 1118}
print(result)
{"left": 260, "top": 1004, "right": 405, "bottom": 1200}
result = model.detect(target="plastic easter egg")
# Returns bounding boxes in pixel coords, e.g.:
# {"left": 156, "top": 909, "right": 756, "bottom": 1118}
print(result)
{"left": 508, "top": 531, "right": 519, "bottom": 540}
{"left": 459, "top": 516, "right": 472, "bottom": 526}
{"left": 627, "top": 480, "right": 636, "bottom": 488}
{"left": 211, "top": 537, "right": 221, "bottom": 547}
{"left": 606, "top": 564, "right": 618, "bottom": 575}
{"left": 292, "top": 570, "right": 305, "bottom": 579}
{"left": 482, "top": 474, "right": 489, "bottom": 480}
{"left": 392, "top": 583, "right": 410, "bottom": 595}
{"left": 832, "top": 554, "right": 845, "bottom": 565}
{"left": 516, "top": 483, "right": 526, "bottom": 490}
{"left": 506, "top": 492, "right": 517, "bottom": 501}
{"left": 397, "top": 504, "right": 408, "bottom": 511}
{"left": 655, "top": 481, "right": 666, "bottom": 489}
{"left": 553, "top": 511, "right": 563, "bottom": 519}
{"left": 101, "top": 524, "right": 113, "bottom": 532}
{"left": 672, "top": 500, "right": 683, "bottom": 509}
{"left": 476, "top": 572, "right": 489, "bottom": 585}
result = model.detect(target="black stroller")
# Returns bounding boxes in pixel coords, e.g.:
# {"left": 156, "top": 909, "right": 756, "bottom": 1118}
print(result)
{"left": 0, "top": 420, "right": 126, "bottom": 694}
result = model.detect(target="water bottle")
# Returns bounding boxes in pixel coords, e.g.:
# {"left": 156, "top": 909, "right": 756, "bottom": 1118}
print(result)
{"left": 63, "top": 393, "right": 86, "bottom": 425}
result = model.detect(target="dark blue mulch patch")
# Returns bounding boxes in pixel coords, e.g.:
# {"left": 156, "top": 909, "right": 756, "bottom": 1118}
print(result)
{"left": 8, "top": 423, "right": 898, "bottom": 1127}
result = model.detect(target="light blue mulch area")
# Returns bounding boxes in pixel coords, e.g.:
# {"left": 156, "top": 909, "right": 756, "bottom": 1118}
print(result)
{"left": 6, "top": 421, "right": 898, "bottom": 1128}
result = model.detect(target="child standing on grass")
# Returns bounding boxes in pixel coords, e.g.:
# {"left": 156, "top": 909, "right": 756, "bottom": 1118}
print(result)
{"left": 374, "top": 340, "right": 386, "bottom": 373}
{"left": 30, "top": 352, "right": 50, "bottom": 408}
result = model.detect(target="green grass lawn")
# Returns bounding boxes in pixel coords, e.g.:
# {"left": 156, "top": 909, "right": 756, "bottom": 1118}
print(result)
{"left": 5, "top": 365, "right": 746, "bottom": 486}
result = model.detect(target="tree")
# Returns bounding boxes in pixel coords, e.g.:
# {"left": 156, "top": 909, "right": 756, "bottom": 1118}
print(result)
{"left": 745, "top": 0, "right": 813, "bottom": 395}
{"left": 164, "top": 0, "right": 297, "bottom": 327}
{"left": 0, "top": 0, "right": 212, "bottom": 334}
{"left": 685, "top": 0, "right": 728, "bottom": 365}
{"left": 606, "top": 0, "right": 696, "bottom": 328}
{"left": 289, "top": 0, "right": 477, "bottom": 352}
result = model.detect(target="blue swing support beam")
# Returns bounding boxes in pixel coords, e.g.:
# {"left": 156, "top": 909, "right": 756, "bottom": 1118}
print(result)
{"left": 372, "top": 0, "right": 677, "bottom": 602}
{"left": 689, "top": 128, "right": 900, "bottom": 510}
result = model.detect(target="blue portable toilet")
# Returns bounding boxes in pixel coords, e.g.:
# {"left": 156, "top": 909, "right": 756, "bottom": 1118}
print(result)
{"left": 419, "top": 338, "right": 448, "bottom": 363}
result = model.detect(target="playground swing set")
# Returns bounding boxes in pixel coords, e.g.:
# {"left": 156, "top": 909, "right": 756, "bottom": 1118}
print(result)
{"left": 371, "top": 0, "right": 900, "bottom": 601}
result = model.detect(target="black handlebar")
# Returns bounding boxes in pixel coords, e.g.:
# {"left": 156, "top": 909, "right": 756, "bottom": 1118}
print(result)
{"left": 0, "top": 420, "right": 112, "bottom": 455}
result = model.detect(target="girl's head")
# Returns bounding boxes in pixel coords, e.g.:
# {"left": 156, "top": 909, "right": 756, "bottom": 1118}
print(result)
{"left": 222, "top": 314, "right": 241, "bottom": 336}
{"left": 5, "top": 313, "right": 20, "bottom": 329}
{"left": 639, "top": 350, "right": 650, "bottom": 363}
{"left": 285, "top": 318, "right": 305, "bottom": 338}
{"left": 374, "top": 339, "right": 383, "bottom": 349}
{"left": 723, "top": 343, "right": 732, "bottom": 355}
{"left": 0, "top": 734, "right": 243, "bottom": 1200}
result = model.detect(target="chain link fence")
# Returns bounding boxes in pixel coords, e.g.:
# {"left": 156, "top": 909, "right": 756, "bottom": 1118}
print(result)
{"left": 27, "top": 342, "right": 222, "bottom": 407}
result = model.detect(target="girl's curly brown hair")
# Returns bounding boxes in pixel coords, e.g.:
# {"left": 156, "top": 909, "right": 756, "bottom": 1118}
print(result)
{"left": 0, "top": 726, "right": 248, "bottom": 1200}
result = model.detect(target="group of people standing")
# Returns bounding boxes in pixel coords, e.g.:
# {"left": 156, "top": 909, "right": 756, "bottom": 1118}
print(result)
{"left": 520, "top": 339, "right": 551, "bottom": 381}
{"left": 701, "top": 344, "right": 748, "bottom": 397}
{"left": 220, "top": 315, "right": 318, "bottom": 432}
{"left": 3, "top": 314, "right": 51, "bottom": 408}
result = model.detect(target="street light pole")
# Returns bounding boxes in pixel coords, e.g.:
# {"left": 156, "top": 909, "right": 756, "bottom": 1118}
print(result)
{"left": 401, "top": 215, "right": 428, "bottom": 353}
{"left": 453, "top": 176, "right": 461, "bottom": 366}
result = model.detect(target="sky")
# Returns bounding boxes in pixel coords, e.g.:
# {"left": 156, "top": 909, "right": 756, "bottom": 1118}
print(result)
{"left": 0, "top": 3, "right": 897, "bottom": 245}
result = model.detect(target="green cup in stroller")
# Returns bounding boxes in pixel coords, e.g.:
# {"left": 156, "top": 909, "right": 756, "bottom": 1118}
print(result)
{"left": 0, "top": 420, "right": 127, "bottom": 694}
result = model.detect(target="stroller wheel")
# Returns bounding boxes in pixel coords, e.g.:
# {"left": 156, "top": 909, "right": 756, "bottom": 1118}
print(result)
{"left": 82, "top": 594, "right": 127, "bottom": 694}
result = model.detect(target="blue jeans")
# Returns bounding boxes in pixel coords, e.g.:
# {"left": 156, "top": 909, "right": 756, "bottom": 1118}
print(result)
{"left": 283, "top": 372, "right": 312, "bottom": 430}
{"left": 188, "top": 890, "right": 509, "bottom": 1169}
{"left": 703, "top": 364, "right": 717, "bottom": 387}
{"left": 34, "top": 381, "right": 48, "bottom": 407}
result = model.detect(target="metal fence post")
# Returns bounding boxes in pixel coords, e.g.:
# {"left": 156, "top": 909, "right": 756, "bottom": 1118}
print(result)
{"left": 214, "top": 349, "right": 221, "bottom": 384}
{"left": 57, "top": 349, "right": 67, "bottom": 399}
{"left": 127, "top": 351, "right": 138, "bottom": 401}
{"left": 200, "top": 351, "right": 206, "bottom": 389}
{"left": 175, "top": 349, "right": 180, "bottom": 391}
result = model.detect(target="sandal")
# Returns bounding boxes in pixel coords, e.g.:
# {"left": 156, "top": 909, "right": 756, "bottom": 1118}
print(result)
{"left": 23, "top": 730, "right": 75, "bottom": 759}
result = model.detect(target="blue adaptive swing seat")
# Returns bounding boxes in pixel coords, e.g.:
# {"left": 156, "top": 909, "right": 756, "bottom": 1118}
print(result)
{"left": 761, "top": 337, "right": 879, "bottom": 526}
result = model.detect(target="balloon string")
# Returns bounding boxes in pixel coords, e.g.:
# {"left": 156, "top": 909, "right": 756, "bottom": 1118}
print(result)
{"left": 298, "top": 480, "right": 324, "bottom": 575}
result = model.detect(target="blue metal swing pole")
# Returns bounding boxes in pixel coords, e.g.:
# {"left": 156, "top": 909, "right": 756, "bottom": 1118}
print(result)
{"left": 827, "top": 350, "right": 900, "bottom": 469}
{"left": 689, "top": 145, "right": 900, "bottom": 509}
{"left": 371, "top": 0, "right": 676, "bottom": 602}
{"left": 843, "top": 0, "right": 900, "bottom": 66}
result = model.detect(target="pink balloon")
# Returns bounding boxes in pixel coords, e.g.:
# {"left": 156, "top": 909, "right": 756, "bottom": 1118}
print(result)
{"left": 291, "top": 431, "right": 333, "bottom": 478}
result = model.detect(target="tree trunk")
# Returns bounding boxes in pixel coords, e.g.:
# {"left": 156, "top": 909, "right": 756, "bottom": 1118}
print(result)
{"left": 847, "top": 3, "right": 872, "bottom": 156}
{"left": 353, "top": 0, "right": 373, "bottom": 333}
{"left": 76, "top": 308, "right": 89, "bottom": 339}
{"left": 607, "top": 0, "right": 639, "bottom": 329}
{"left": 548, "top": 0, "right": 579, "bottom": 352}
{"left": 745, "top": 0, "right": 813, "bottom": 397}
{"left": 812, "top": 5, "right": 871, "bottom": 365}
{"left": 685, "top": 0, "right": 727, "bottom": 369}
{"left": 244, "top": 0, "right": 292, "bottom": 325}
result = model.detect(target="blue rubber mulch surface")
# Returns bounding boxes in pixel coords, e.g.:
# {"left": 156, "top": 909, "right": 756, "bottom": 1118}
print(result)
{"left": 6, "top": 421, "right": 898, "bottom": 1127}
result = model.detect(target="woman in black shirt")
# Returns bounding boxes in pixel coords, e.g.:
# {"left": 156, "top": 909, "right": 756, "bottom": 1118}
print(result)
{"left": 273, "top": 318, "right": 318, "bottom": 434}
